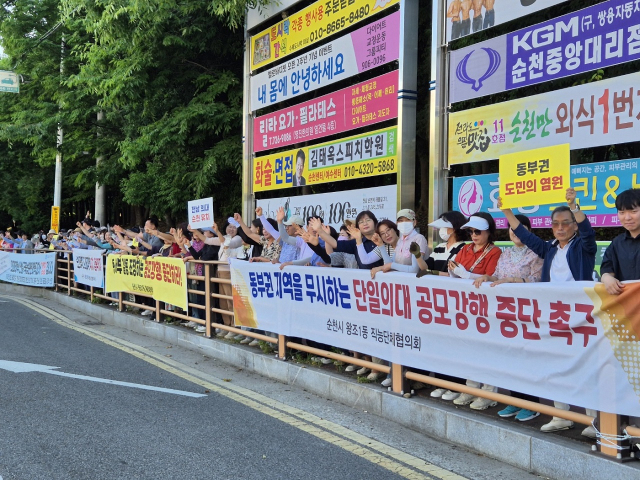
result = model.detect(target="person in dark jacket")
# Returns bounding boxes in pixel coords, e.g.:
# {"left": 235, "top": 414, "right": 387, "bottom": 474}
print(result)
{"left": 498, "top": 188, "right": 597, "bottom": 438}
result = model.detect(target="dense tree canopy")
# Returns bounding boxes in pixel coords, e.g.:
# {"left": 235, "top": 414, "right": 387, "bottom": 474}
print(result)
{"left": 0, "top": 0, "right": 270, "bottom": 231}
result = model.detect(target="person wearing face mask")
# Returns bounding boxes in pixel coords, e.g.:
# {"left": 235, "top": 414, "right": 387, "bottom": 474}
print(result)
{"left": 414, "top": 211, "right": 469, "bottom": 276}
{"left": 370, "top": 209, "right": 429, "bottom": 276}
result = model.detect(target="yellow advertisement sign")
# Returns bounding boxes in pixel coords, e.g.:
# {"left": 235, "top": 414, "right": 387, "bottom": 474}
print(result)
{"left": 250, "top": 0, "right": 399, "bottom": 71}
{"left": 499, "top": 144, "right": 570, "bottom": 209}
{"left": 51, "top": 206, "right": 60, "bottom": 233}
{"left": 253, "top": 127, "right": 397, "bottom": 192}
{"left": 105, "top": 255, "right": 188, "bottom": 311}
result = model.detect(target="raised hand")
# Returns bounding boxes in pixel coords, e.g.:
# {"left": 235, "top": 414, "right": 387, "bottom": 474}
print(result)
{"left": 409, "top": 241, "right": 421, "bottom": 258}
{"left": 371, "top": 233, "right": 383, "bottom": 246}
{"left": 255, "top": 206, "right": 263, "bottom": 217}
{"left": 566, "top": 187, "right": 577, "bottom": 206}
{"left": 308, "top": 217, "right": 323, "bottom": 233}
{"left": 346, "top": 224, "right": 361, "bottom": 242}
{"left": 234, "top": 213, "right": 243, "bottom": 224}
{"left": 276, "top": 206, "right": 285, "bottom": 223}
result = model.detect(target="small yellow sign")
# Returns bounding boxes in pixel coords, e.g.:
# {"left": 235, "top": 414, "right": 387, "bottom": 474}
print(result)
{"left": 51, "top": 206, "right": 60, "bottom": 233}
{"left": 499, "top": 144, "right": 570, "bottom": 209}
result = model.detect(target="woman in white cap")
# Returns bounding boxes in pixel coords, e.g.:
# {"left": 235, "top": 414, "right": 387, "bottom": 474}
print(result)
{"left": 443, "top": 212, "right": 503, "bottom": 409}
{"left": 370, "top": 209, "right": 429, "bottom": 277}
{"left": 413, "top": 211, "right": 469, "bottom": 276}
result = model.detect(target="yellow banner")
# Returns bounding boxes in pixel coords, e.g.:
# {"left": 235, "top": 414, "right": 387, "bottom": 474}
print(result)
{"left": 51, "top": 206, "right": 60, "bottom": 233}
{"left": 499, "top": 144, "right": 570, "bottom": 209}
{"left": 105, "top": 255, "right": 188, "bottom": 311}
{"left": 253, "top": 127, "right": 397, "bottom": 192}
{"left": 250, "top": 0, "right": 399, "bottom": 71}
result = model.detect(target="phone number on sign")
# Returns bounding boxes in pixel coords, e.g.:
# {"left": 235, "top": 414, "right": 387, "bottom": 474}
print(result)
{"left": 344, "top": 158, "right": 396, "bottom": 178}
{"left": 308, "top": 6, "right": 371, "bottom": 41}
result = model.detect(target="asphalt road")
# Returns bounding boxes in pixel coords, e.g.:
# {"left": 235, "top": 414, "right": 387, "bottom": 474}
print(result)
{"left": 0, "top": 296, "right": 541, "bottom": 480}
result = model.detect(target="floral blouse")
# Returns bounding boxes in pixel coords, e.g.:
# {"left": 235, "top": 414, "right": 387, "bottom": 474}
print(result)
{"left": 493, "top": 245, "right": 543, "bottom": 283}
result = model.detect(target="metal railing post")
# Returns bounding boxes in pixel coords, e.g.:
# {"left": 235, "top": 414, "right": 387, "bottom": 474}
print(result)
{"left": 278, "top": 334, "right": 287, "bottom": 360}
{"left": 391, "top": 363, "right": 407, "bottom": 395}
{"left": 155, "top": 299, "right": 161, "bottom": 322}
{"left": 205, "top": 263, "right": 212, "bottom": 338}
{"left": 599, "top": 412, "right": 630, "bottom": 459}
{"left": 67, "top": 254, "right": 72, "bottom": 296}
{"left": 118, "top": 291, "right": 123, "bottom": 312}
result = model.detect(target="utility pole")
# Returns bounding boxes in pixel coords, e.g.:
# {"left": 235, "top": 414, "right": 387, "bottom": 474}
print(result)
{"left": 94, "top": 110, "right": 105, "bottom": 225}
{"left": 53, "top": 35, "right": 65, "bottom": 208}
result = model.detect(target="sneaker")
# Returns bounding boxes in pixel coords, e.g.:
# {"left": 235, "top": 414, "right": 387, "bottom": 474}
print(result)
{"left": 320, "top": 358, "right": 333, "bottom": 365}
{"left": 195, "top": 325, "right": 206, "bottom": 333}
{"left": 215, "top": 328, "right": 222, "bottom": 334}
{"left": 430, "top": 388, "right": 446, "bottom": 398}
{"left": 381, "top": 377, "right": 392, "bottom": 388}
{"left": 470, "top": 397, "right": 498, "bottom": 410}
{"left": 185, "top": 321, "right": 198, "bottom": 328}
{"left": 248, "top": 339, "right": 260, "bottom": 347}
{"left": 453, "top": 393, "right": 477, "bottom": 405}
{"left": 216, "top": 330, "right": 227, "bottom": 337}
{"left": 224, "top": 331, "right": 236, "bottom": 339}
{"left": 141, "top": 310, "right": 153, "bottom": 316}
{"left": 240, "top": 337, "right": 252, "bottom": 344}
{"left": 515, "top": 409, "right": 540, "bottom": 422}
{"left": 441, "top": 390, "right": 460, "bottom": 401}
{"left": 109, "top": 302, "right": 117, "bottom": 306}
{"left": 497, "top": 405, "right": 521, "bottom": 418}
{"left": 367, "top": 372, "right": 381, "bottom": 381}
{"left": 411, "top": 381, "right": 426, "bottom": 390}
{"left": 581, "top": 425, "right": 597, "bottom": 439}
{"left": 345, "top": 365, "right": 358, "bottom": 372}
{"left": 357, "top": 367, "right": 371, "bottom": 376}
{"left": 540, "top": 417, "right": 573, "bottom": 432}
{"left": 233, "top": 334, "right": 245, "bottom": 340}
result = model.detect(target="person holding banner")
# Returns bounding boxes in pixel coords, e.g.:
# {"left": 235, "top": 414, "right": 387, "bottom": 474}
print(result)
{"left": 414, "top": 211, "right": 468, "bottom": 277}
{"left": 442, "top": 212, "right": 502, "bottom": 408}
{"left": 498, "top": 188, "right": 598, "bottom": 437}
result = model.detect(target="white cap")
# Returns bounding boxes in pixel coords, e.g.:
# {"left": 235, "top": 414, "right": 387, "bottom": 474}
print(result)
{"left": 462, "top": 216, "right": 490, "bottom": 231}
{"left": 283, "top": 215, "right": 304, "bottom": 226}
{"left": 428, "top": 218, "right": 454, "bottom": 229}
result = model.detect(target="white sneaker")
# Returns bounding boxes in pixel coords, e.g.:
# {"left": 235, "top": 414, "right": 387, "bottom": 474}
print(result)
{"left": 430, "top": 388, "right": 446, "bottom": 398}
{"left": 248, "top": 339, "right": 260, "bottom": 347}
{"left": 233, "top": 334, "right": 245, "bottom": 340}
{"left": 381, "top": 377, "right": 392, "bottom": 387}
{"left": 357, "top": 367, "right": 371, "bottom": 375}
{"left": 470, "top": 397, "right": 498, "bottom": 410}
{"left": 224, "top": 331, "right": 236, "bottom": 339}
{"left": 540, "top": 417, "right": 574, "bottom": 432}
{"left": 215, "top": 328, "right": 222, "bottom": 334}
{"left": 320, "top": 357, "right": 333, "bottom": 365}
{"left": 240, "top": 337, "right": 252, "bottom": 344}
{"left": 367, "top": 372, "right": 381, "bottom": 381}
{"left": 581, "top": 425, "right": 597, "bottom": 439}
{"left": 441, "top": 390, "right": 461, "bottom": 401}
{"left": 345, "top": 365, "right": 358, "bottom": 372}
{"left": 453, "top": 393, "right": 477, "bottom": 405}
{"left": 195, "top": 325, "right": 206, "bottom": 333}
{"left": 216, "top": 329, "right": 227, "bottom": 337}
{"left": 185, "top": 321, "right": 198, "bottom": 328}
{"left": 141, "top": 310, "right": 153, "bottom": 316}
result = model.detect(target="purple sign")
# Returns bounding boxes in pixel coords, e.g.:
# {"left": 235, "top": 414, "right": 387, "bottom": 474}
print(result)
{"left": 450, "top": 0, "right": 640, "bottom": 103}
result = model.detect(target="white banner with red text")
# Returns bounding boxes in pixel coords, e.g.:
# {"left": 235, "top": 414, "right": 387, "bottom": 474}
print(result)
{"left": 72, "top": 248, "right": 105, "bottom": 289}
{"left": 230, "top": 260, "right": 640, "bottom": 416}
{"left": 0, "top": 252, "right": 56, "bottom": 287}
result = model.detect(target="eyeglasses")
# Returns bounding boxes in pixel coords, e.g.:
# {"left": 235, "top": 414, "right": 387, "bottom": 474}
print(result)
{"left": 470, "top": 229, "right": 485, "bottom": 236}
{"left": 551, "top": 220, "right": 575, "bottom": 228}
{"left": 378, "top": 229, "right": 393, "bottom": 236}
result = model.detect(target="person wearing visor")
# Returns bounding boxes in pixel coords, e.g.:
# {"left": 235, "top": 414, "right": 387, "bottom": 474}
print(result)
{"left": 498, "top": 188, "right": 598, "bottom": 437}
{"left": 413, "top": 211, "right": 469, "bottom": 276}
{"left": 442, "top": 212, "right": 502, "bottom": 409}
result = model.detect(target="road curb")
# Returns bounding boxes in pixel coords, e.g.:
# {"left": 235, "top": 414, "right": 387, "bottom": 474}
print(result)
{"left": 5, "top": 284, "right": 640, "bottom": 480}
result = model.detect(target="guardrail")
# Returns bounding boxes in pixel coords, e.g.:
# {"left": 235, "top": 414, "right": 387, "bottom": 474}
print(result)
{"left": 1, "top": 247, "right": 636, "bottom": 461}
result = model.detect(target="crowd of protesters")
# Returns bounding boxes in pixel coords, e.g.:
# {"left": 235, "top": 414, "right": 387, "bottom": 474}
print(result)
{"left": 3, "top": 187, "right": 639, "bottom": 440}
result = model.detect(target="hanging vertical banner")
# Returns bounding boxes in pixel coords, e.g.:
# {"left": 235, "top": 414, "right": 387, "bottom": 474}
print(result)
{"left": 253, "top": 70, "right": 398, "bottom": 152}
{"left": 445, "top": 0, "right": 569, "bottom": 42}
{"left": 51, "top": 206, "right": 60, "bottom": 234}
{"left": 250, "top": 0, "right": 399, "bottom": 72}
{"left": 250, "top": 11, "right": 401, "bottom": 111}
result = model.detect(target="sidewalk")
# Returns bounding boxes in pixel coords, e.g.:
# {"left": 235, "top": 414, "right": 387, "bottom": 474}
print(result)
{"left": 3, "top": 283, "right": 640, "bottom": 480}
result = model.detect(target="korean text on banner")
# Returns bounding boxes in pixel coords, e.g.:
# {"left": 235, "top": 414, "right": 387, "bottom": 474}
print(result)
{"left": 105, "top": 255, "right": 188, "bottom": 311}
{"left": 0, "top": 252, "right": 56, "bottom": 287}
{"left": 257, "top": 184, "right": 398, "bottom": 230}
{"left": 499, "top": 144, "right": 570, "bottom": 209}
{"left": 450, "top": 0, "right": 640, "bottom": 104}
{"left": 250, "top": 0, "right": 399, "bottom": 72}
{"left": 446, "top": 0, "right": 568, "bottom": 42}
{"left": 251, "top": 11, "right": 400, "bottom": 111}
{"left": 230, "top": 261, "right": 640, "bottom": 416}
{"left": 51, "top": 206, "right": 60, "bottom": 233}
{"left": 448, "top": 70, "right": 640, "bottom": 165}
{"left": 72, "top": 249, "right": 105, "bottom": 289}
{"left": 188, "top": 197, "right": 214, "bottom": 229}
{"left": 253, "top": 127, "right": 397, "bottom": 192}
{"left": 453, "top": 158, "right": 640, "bottom": 228}
{"left": 254, "top": 70, "right": 398, "bottom": 153}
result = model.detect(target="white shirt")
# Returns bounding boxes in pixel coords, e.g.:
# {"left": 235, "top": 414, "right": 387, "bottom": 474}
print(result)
{"left": 549, "top": 239, "right": 575, "bottom": 282}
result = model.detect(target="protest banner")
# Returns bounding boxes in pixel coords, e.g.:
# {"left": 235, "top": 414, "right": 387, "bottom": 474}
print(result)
{"left": 256, "top": 184, "right": 397, "bottom": 230}
{"left": 0, "top": 252, "right": 56, "bottom": 287}
{"left": 251, "top": 11, "right": 400, "bottom": 111}
{"left": 250, "top": 0, "right": 399, "bottom": 72}
{"left": 448, "top": 70, "right": 640, "bottom": 165}
{"left": 51, "top": 206, "right": 60, "bottom": 234}
{"left": 499, "top": 144, "right": 570, "bottom": 209}
{"left": 254, "top": 70, "right": 398, "bottom": 153}
{"left": 105, "top": 255, "right": 188, "bottom": 311}
{"left": 253, "top": 126, "right": 397, "bottom": 192}
{"left": 445, "top": 0, "right": 568, "bottom": 43}
{"left": 453, "top": 158, "right": 640, "bottom": 228}
{"left": 450, "top": 0, "right": 640, "bottom": 103}
{"left": 72, "top": 249, "right": 104, "bottom": 289}
{"left": 188, "top": 197, "right": 214, "bottom": 229}
{"left": 230, "top": 260, "right": 640, "bottom": 416}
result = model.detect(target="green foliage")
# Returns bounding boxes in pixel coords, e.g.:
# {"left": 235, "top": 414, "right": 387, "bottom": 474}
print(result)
{"left": 0, "top": 0, "right": 272, "bottom": 230}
